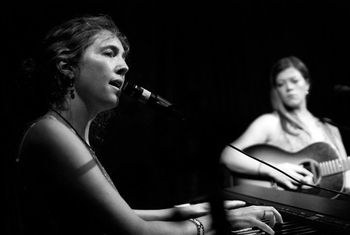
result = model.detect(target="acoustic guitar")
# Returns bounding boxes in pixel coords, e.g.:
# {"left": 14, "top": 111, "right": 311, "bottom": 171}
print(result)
{"left": 233, "top": 142, "right": 349, "bottom": 199}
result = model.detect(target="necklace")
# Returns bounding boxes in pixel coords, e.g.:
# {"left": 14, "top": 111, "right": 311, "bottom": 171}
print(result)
{"left": 50, "top": 109, "right": 116, "bottom": 189}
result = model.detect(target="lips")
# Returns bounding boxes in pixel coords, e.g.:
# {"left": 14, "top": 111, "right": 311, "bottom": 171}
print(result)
{"left": 109, "top": 79, "right": 123, "bottom": 89}
{"left": 286, "top": 93, "right": 297, "bottom": 98}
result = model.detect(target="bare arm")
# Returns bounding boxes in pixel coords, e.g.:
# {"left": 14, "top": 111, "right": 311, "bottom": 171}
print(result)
{"left": 220, "top": 114, "right": 275, "bottom": 175}
{"left": 25, "top": 118, "right": 282, "bottom": 234}
{"left": 26, "top": 118, "right": 210, "bottom": 235}
{"left": 134, "top": 202, "right": 211, "bottom": 221}
{"left": 220, "top": 113, "right": 315, "bottom": 190}
{"left": 136, "top": 201, "right": 283, "bottom": 235}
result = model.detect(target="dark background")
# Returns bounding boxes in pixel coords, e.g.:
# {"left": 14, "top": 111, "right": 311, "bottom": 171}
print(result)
{"left": 2, "top": 0, "right": 350, "bottom": 234}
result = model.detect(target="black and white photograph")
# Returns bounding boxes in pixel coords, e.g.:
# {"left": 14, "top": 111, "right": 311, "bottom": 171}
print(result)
{"left": 3, "top": 1, "right": 350, "bottom": 234}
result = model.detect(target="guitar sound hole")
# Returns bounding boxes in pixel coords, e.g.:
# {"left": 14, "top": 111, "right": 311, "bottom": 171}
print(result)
{"left": 300, "top": 160, "right": 320, "bottom": 185}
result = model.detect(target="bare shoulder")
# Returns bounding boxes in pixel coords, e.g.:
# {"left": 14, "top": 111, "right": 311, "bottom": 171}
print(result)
{"left": 23, "top": 115, "right": 91, "bottom": 166}
{"left": 230, "top": 112, "right": 280, "bottom": 148}
{"left": 250, "top": 112, "right": 279, "bottom": 130}
{"left": 25, "top": 115, "right": 72, "bottom": 146}
{"left": 245, "top": 113, "right": 281, "bottom": 142}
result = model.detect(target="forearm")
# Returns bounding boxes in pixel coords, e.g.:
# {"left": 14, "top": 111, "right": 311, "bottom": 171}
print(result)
{"left": 221, "top": 146, "right": 262, "bottom": 176}
{"left": 144, "top": 214, "right": 213, "bottom": 235}
{"left": 134, "top": 202, "right": 211, "bottom": 221}
{"left": 134, "top": 208, "right": 175, "bottom": 221}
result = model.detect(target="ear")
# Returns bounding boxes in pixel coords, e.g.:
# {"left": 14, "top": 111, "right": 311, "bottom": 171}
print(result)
{"left": 57, "top": 60, "right": 74, "bottom": 78}
{"left": 305, "top": 81, "right": 311, "bottom": 93}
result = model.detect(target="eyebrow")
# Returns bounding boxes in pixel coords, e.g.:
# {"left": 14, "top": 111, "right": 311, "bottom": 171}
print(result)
{"left": 100, "top": 44, "right": 127, "bottom": 58}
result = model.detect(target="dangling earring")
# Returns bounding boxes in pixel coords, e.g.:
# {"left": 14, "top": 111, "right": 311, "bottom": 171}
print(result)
{"left": 69, "top": 78, "right": 75, "bottom": 99}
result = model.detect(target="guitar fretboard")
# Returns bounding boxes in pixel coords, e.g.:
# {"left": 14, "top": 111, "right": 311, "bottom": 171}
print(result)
{"left": 319, "top": 157, "right": 350, "bottom": 176}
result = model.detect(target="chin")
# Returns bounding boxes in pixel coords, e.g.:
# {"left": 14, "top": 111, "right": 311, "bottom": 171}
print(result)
{"left": 283, "top": 98, "right": 301, "bottom": 107}
{"left": 101, "top": 98, "right": 119, "bottom": 112}
{"left": 285, "top": 102, "right": 301, "bottom": 110}
{"left": 109, "top": 99, "right": 119, "bottom": 109}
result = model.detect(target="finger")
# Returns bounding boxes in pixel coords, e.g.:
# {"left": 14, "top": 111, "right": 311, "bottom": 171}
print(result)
{"left": 292, "top": 173, "right": 314, "bottom": 186}
{"left": 303, "top": 176, "right": 315, "bottom": 186}
{"left": 223, "top": 200, "right": 246, "bottom": 209}
{"left": 253, "top": 219, "right": 275, "bottom": 235}
{"left": 195, "top": 202, "right": 211, "bottom": 210}
{"left": 264, "top": 210, "right": 278, "bottom": 227}
{"left": 296, "top": 166, "right": 314, "bottom": 177}
{"left": 271, "top": 209, "right": 283, "bottom": 224}
{"left": 284, "top": 171, "right": 310, "bottom": 187}
{"left": 263, "top": 207, "right": 283, "bottom": 224}
{"left": 283, "top": 179, "right": 298, "bottom": 190}
{"left": 262, "top": 210, "right": 272, "bottom": 222}
{"left": 299, "top": 177, "right": 312, "bottom": 185}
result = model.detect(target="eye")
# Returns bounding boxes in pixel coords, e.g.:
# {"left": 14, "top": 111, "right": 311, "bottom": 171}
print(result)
{"left": 291, "top": 78, "right": 300, "bottom": 84}
{"left": 276, "top": 81, "right": 284, "bottom": 88}
{"left": 103, "top": 48, "right": 116, "bottom": 57}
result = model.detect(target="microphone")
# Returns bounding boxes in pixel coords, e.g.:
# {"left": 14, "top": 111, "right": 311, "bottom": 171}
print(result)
{"left": 334, "top": 84, "right": 350, "bottom": 93}
{"left": 120, "top": 81, "right": 185, "bottom": 120}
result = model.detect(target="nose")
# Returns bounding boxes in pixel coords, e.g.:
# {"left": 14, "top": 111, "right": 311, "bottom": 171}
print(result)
{"left": 116, "top": 67, "right": 128, "bottom": 76}
{"left": 285, "top": 81, "right": 294, "bottom": 91}
{"left": 115, "top": 60, "right": 129, "bottom": 77}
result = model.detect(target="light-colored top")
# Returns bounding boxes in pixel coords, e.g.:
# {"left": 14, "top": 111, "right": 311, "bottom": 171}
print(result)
{"left": 221, "top": 111, "right": 349, "bottom": 192}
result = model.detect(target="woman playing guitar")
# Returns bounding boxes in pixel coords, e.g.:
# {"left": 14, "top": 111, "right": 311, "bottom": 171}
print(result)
{"left": 220, "top": 56, "right": 349, "bottom": 197}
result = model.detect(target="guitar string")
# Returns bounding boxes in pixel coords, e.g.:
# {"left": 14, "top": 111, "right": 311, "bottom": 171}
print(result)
{"left": 228, "top": 143, "right": 350, "bottom": 199}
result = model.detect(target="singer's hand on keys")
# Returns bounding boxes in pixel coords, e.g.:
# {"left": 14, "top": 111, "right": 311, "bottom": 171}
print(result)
{"left": 270, "top": 163, "right": 314, "bottom": 190}
{"left": 226, "top": 205, "right": 283, "bottom": 235}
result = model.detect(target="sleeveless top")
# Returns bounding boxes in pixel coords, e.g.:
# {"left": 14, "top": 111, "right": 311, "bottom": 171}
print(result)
{"left": 268, "top": 113, "right": 346, "bottom": 160}
{"left": 269, "top": 113, "right": 350, "bottom": 193}
{"left": 15, "top": 114, "right": 114, "bottom": 235}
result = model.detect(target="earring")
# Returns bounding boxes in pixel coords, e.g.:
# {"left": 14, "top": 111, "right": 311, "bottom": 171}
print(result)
{"left": 69, "top": 78, "right": 75, "bottom": 99}
{"left": 70, "top": 89, "right": 75, "bottom": 99}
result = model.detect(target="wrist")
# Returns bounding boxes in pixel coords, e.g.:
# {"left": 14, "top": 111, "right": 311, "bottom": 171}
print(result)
{"left": 258, "top": 163, "right": 271, "bottom": 178}
{"left": 257, "top": 163, "right": 262, "bottom": 176}
{"left": 188, "top": 218, "right": 205, "bottom": 235}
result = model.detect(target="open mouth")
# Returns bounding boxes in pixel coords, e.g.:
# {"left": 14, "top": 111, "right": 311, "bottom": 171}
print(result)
{"left": 109, "top": 80, "right": 122, "bottom": 89}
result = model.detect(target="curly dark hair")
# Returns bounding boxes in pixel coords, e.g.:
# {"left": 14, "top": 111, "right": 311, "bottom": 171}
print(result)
{"left": 41, "top": 14, "right": 129, "bottom": 109}
{"left": 23, "top": 14, "right": 130, "bottom": 144}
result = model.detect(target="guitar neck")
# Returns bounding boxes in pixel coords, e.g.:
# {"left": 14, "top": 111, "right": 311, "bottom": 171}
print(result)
{"left": 319, "top": 157, "right": 350, "bottom": 176}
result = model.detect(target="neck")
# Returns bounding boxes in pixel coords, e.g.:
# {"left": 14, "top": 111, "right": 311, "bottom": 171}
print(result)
{"left": 51, "top": 105, "right": 95, "bottom": 144}
{"left": 292, "top": 107, "right": 312, "bottom": 119}
{"left": 287, "top": 101, "right": 309, "bottom": 117}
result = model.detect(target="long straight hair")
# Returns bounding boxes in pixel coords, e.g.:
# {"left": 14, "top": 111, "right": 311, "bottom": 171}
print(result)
{"left": 269, "top": 56, "right": 311, "bottom": 135}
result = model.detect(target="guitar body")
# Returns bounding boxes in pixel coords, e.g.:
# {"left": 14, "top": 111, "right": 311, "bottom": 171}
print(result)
{"left": 233, "top": 142, "right": 345, "bottom": 199}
